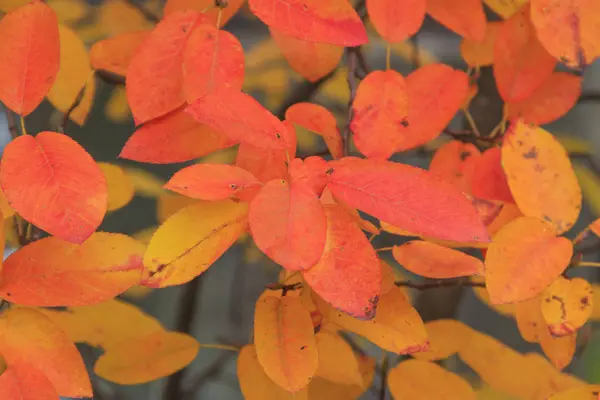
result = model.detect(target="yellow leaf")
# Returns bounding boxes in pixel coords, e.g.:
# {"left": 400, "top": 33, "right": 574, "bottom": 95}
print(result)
{"left": 315, "top": 331, "right": 362, "bottom": 385}
{"left": 556, "top": 135, "right": 594, "bottom": 156}
{"left": 105, "top": 86, "right": 132, "bottom": 123}
{"left": 471, "top": 277, "right": 516, "bottom": 318}
{"left": 143, "top": 200, "right": 248, "bottom": 287}
{"left": 388, "top": 359, "right": 476, "bottom": 400}
{"left": 307, "top": 355, "right": 375, "bottom": 399}
{"left": 94, "top": 330, "right": 199, "bottom": 384}
{"left": 254, "top": 293, "right": 318, "bottom": 392}
{"left": 412, "top": 319, "right": 471, "bottom": 361}
{"left": 549, "top": 385, "right": 600, "bottom": 399}
{"left": 541, "top": 277, "right": 593, "bottom": 336}
{"left": 69, "top": 74, "right": 96, "bottom": 126}
{"left": 98, "top": 162, "right": 135, "bottom": 211}
{"left": 122, "top": 166, "right": 166, "bottom": 197}
{"left": 156, "top": 192, "right": 199, "bottom": 223}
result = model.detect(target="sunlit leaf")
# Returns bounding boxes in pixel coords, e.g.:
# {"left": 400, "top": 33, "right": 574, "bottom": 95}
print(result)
{"left": 315, "top": 331, "right": 362, "bottom": 385}
{"left": 549, "top": 385, "right": 600, "bottom": 399}
{"left": 164, "top": 0, "right": 245, "bottom": 26}
{"left": 0, "top": 361, "right": 59, "bottom": 400}
{"left": 471, "top": 147, "right": 514, "bottom": 204}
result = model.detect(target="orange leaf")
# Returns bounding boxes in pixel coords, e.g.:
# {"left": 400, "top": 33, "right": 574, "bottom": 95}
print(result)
{"left": 164, "top": 0, "right": 244, "bottom": 26}
{"left": 0, "top": 132, "right": 107, "bottom": 244}
{"left": 0, "top": 2, "right": 59, "bottom": 115}
{"left": 271, "top": 28, "right": 343, "bottom": 83}
{"left": 471, "top": 147, "right": 514, "bottom": 203}
{"left": 426, "top": 0, "right": 486, "bottom": 40}
{"left": 395, "top": 64, "right": 469, "bottom": 152}
{"left": 143, "top": 200, "right": 248, "bottom": 287}
{"left": 166, "top": 164, "right": 261, "bottom": 201}
{"left": 0, "top": 361, "right": 59, "bottom": 400}
{"left": 501, "top": 121, "right": 581, "bottom": 234}
{"left": 506, "top": 72, "right": 582, "bottom": 125}
{"left": 302, "top": 204, "right": 380, "bottom": 319}
{"left": 186, "top": 88, "right": 292, "bottom": 149}
{"left": 285, "top": 103, "right": 343, "bottom": 159}
{"left": 315, "top": 331, "right": 362, "bottom": 385}
{"left": 393, "top": 240, "right": 483, "bottom": 279}
{"left": 486, "top": 202, "right": 523, "bottom": 236}
{"left": 98, "top": 162, "right": 135, "bottom": 212}
{"left": 388, "top": 359, "right": 476, "bottom": 400}
{"left": 351, "top": 70, "right": 409, "bottom": 160}
{"left": 485, "top": 217, "right": 573, "bottom": 304}
{"left": 249, "top": 0, "right": 367, "bottom": 46}
{"left": 90, "top": 30, "right": 150, "bottom": 77}
{"left": 94, "top": 330, "right": 199, "bottom": 384}
{"left": 530, "top": 0, "right": 600, "bottom": 68}
{"left": 460, "top": 22, "right": 502, "bottom": 67}
{"left": 412, "top": 319, "right": 471, "bottom": 361}
{"left": 541, "top": 276, "right": 593, "bottom": 336}
{"left": 549, "top": 385, "right": 600, "bottom": 399}
{"left": 288, "top": 157, "right": 329, "bottom": 196}
{"left": 183, "top": 25, "right": 245, "bottom": 102}
{"left": 0, "top": 308, "right": 91, "bottom": 397}
{"left": 326, "top": 157, "right": 490, "bottom": 243}
{"left": 307, "top": 355, "right": 375, "bottom": 399}
{"left": 483, "top": 0, "right": 528, "bottom": 19}
{"left": 126, "top": 10, "right": 202, "bottom": 123}
{"left": 428, "top": 140, "right": 481, "bottom": 194}
{"left": 254, "top": 293, "right": 318, "bottom": 392}
{"left": 249, "top": 179, "right": 326, "bottom": 270}
{"left": 120, "top": 108, "right": 235, "bottom": 164}
{"left": 367, "top": 0, "right": 426, "bottom": 43}
{"left": 493, "top": 8, "right": 556, "bottom": 102}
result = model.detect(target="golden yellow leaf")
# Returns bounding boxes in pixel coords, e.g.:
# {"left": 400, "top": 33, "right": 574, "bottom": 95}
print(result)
{"left": 315, "top": 331, "right": 362, "bottom": 385}
{"left": 156, "top": 192, "right": 199, "bottom": 223}
{"left": 98, "top": 162, "right": 135, "bottom": 212}
{"left": 412, "top": 319, "right": 471, "bottom": 361}
{"left": 307, "top": 355, "right": 375, "bottom": 399}
{"left": 69, "top": 74, "right": 96, "bottom": 126}
{"left": 548, "top": 385, "right": 600, "bottom": 399}
{"left": 105, "top": 86, "right": 132, "bottom": 123}
{"left": 541, "top": 277, "right": 593, "bottom": 336}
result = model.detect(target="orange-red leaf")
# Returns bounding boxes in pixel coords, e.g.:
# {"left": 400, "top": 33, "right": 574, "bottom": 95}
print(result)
{"left": 164, "top": 0, "right": 244, "bottom": 26}
{"left": 541, "top": 276, "right": 593, "bottom": 336}
{"left": 183, "top": 25, "right": 245, "bottom": 102}
{"left": 126, "top": 10, "right": 202, "bottom": 123}
{"left": 429, "top": 140, "right": 480, "bottom": 194}
{"left": 485, "top": 217, "right": 573, "bottom": 304}
{"left": 530, "top": 0, "right": 600, "bottom": 68}
{"left": 186, "top": 88, "right": 292, "bottom": 149}
{"left": 249, "top": 0, "right": 367, "bottom": 46}
{"left": 460, "top": 22, "right": 502, "bottom": 67}
{"left": 494, "top": 8, "right": 556, "bottom": 102}
{"left": 0, "top": 308, "right": 91, "bottom": 397}
{"left": 249, "top": 179, "right": 326, "bottom": 270}
{"left": 393, "top": 240, "right": 483, "bottom": 279}
{"left": 426, "top": 0, "right": 486, "bottom": 40}
{"left": 254, "top": 293, "right": 318, "bottom": 392}
{"left": 120, "top": 108, "right": 235, "bottom": 164}
{"left": 471, "top": 147, "right": 514, "bottom": 203}
{"left": 0, "top": 1, "right": 59, "bottom": 115}
{"left": 165, "top": 164, "right": 261, "bottom": 201}
{"left": 351, "top": 70, "right": 409, "bottom": 160}
{"left": 367, "top": 0, "right": 426, "bottom": 43}
{"left": 395, "top": 64, "right": 469, "bottom": 152}
{"left": 0, "top": 132, "right": 107, "bottom": 244}
{"left": 271, "top": 28, "right": 343, "bottom": 82}
{"left": 303, "top": 204, "right": 380, "bottom": 319}
{"left": 506, "top": 72, "right": 582, "bottom": 125}
{"left": 0, "top": 362, "right": 59, "bottom": 400}
{"left": 502, "top": 121, "right": 581, "bottom": 234}
{"left": 285, "top": 103, "right": 343, "bottom": 159}
{"left": 289, "top": 157, "right": 329, "bottom": 196}
{"left": 326, "top": 157, "right": 490, "bottom": 243}
{"left": 90, "top": 30, "right": 150, "bottom": 77}
{"left": 0, "top": 233, "right": 144, "bottom": 306}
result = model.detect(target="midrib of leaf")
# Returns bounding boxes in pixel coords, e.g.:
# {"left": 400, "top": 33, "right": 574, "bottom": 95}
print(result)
{"left": 17, "top": 8, "right": 36, "bottom": 111}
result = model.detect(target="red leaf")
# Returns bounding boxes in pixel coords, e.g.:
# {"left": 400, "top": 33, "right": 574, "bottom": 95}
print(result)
{"left": 0, "top": 2, "right": 59, "bottom": 115}
{"left": 186, "top": 88, "right": 292, "bottom": 149}
{"left": 249, "top": 179, "right": 327, "bottom": 270}
{"left": 164, "top": 0, "right": 244, "bottom": 26}
{"left": 426, "top": 0, "right": 486, "bottom": 40}
{"left": 367, "top": 0, "right": 426, "bottom": 43}
{"left": 351, "top": 70, "right": 409, "bottom": 160}
{"left": 285, "top": 103, "right": 343, "bottom": 159}
{"left": 183, "top": 24, "right": 245, "bottom": 103}
{"left": 0, "top": 132, "right": 107, "bottom": 244}
{"left": 120, "top": 108, "right": 235, "bottom": 164}
{"left": 494, "top": 8, "right": 557, "bottom": 102}
{"left": 165, "top": 164, "right": 261, "bottom": 201}
{"left": 428, "top": 140, "right": 481, "bottom": 194}
{"left": 90, "top": 30, "right": 150, "bottom": 77}
{"left": 0, "top": 362, "right": 59, "bottom": 400}
{"left": 249, "top": 0, "right": 368, "bottom": 46}
{"left": 471, "top": 147, "right": 515, "bottom": 203}
{"left": 303, "top": 204, "right": 380, "bottom": 319}
{"left": 126, "top": 10, "right": 203, "bottom": 123}
{"left": 325, "top": 157, "right": 490, "bottom": 243}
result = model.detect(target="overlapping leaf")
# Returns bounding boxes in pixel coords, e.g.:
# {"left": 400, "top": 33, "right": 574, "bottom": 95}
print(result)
{"left": 471, "top": 147, "right": 514, "bottom": 203}
{"left": 164, "top": 0, "right": 245, "bottom": 26}
{"left": 98, "top": 163, "right": 135, "bottom": 211}
{"left": 0, "top": 361, "right": 59, "bottom": 400}
{"left": 285, "top": 103, "right": 343, "bottom": 159}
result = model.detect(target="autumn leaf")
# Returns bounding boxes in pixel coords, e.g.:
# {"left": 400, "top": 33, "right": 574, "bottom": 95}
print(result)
{"left": 248, "top": 0, "right": 368, "bottom": 46}
{"left": 308, "top": 355, "right": 375, "bottom": 399}
{"left": 412, "top": 319, "right": 471, "bottom": 361}
{"left": 98, "top": 162, "right": 135, "bottom": 211}
{"left": 254, "top": 293, "right": 318, "bottom": 392}
{"left": 541, "top": 276, "right": 593, "bottom": 336}
{"left": 485, "top": 217, "right": 573, "bottom": 304}
{"left": 484, "top": 0, "right": 528, "bottom": 19}
{"left": 288, "top": 157, "right": 329, "bottom": 196}
{"left": 183, "top": 24, "right": 245, "bottom": 102}
{"left": 126, "top": 10, "right": 203, "bottom": 123}
{"left": 351, "top": 70, "right": 409, "bottom": 159}
{"left": 314, "top": 331, "right": 362, "bottom": 385}
{"left": 90, "top": 30, "right": 150, "bottom": 77}
{"left": 120, "top": 108, "right": 235, "bottom": 164}
{"left": 393, "top": 240, "right": 483, "bottom": 279}
{"left": 285, "top": 103, "right": 343, "bottom": 159}
{"left": 367, "top": 0, "right": 426, "bottom": 43}
{"left": 326, "top": 157, "right": 490, "bottom": 243}
{"left": 0, "top": 132, "right": 107, "bottom": 244}
{"left": 0, "top": 361, "right": 59, "bottom": 400}
{"left": 471, "top": 147, "right": 514, "bottom": 204}
{"left": 426, "top": 0, "right": 486, "bottom": 41}
{"left": 502, "top": 121, "right": 582, "bottom": 234}
{"left": 249, "top": 179, "right": 327, "bottom": 271}
{"left": 549, "top": 385, "right": 600, "bottom": 399}
{"left": 302, "top": 204, "right": 380, "bottom": 319}
{"left": 460, "top": 22, "right": 502, "bottom": 67}
{"left": 143, "top": 200, "right": 248, "bottom": 287}
{"left": 0, "top": 1, "right": 59, "bottom": 115}
{"left": 494, "top": 8, "right": 557, "bottom": 102}
{"left": 429, "top": 140, "right": 480, "bottom": 194}
{"left": 0, "top": 308, "right": 91, "bottom": 397}
{"left": 186, "top": 88, "right": 292, "bottom": 150}
{"left": 164, "top": 0, "right": 245, "bottom": 26}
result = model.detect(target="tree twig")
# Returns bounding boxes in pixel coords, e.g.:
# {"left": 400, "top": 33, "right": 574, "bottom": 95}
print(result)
{"left": 59, "top": 75, "right": 92, "bottom": 133}
{"left": 395, "top": 279, "right": 485, "bottom": 290}
{"left": 443, "top": 129, "right": 499, "bottom": 145}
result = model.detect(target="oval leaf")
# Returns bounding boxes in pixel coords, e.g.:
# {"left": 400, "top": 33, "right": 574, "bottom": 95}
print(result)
{"left": 541, "top": 276, "right": 593, "bottom": 336}
{"left": 99, "top": 163, "right": 135, "bottom": 212}
{"left": 285, "top": 103, "right": 343, "bottom": 159}
{"left": 429, "top": 140, "right": 480, "bottom": 194}
{"left": 460, "top": 22, "right": 501, "bottom": 67}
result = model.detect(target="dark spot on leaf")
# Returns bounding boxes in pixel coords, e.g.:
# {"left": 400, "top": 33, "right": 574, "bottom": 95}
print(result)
{"left": 459, "top": 151, "right": 471, "bottom": 161}
{"left": 275, "top": 133, "right": 281, "bottom": 139}
{"left": 300, "top": 346, "right": 307, "bottom": 350}
{"left": 230, "top": 184, "right": 238, "bottom": 190}
{"left": 522, "top": 147, "right": 538, "bottom": 159}
{"left": 542, "top": 215, "right": 552, "bottom": 223}
{"left": 533, "top": 164, "right": 545, "bottom": 173}
{"left": 325, "top": 168, "right": 334, "bottom": 175}
{"left": 516, "top": 140, "right": 524, "bottom": 146}
{"left": 399, "top": 118, "right": 409, "bottom": 127}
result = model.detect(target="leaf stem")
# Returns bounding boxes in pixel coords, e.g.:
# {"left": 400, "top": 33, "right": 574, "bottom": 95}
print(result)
{"left": 376, "top": 247, "right": 394, "bottom": 252}
{"left": 200, "top": 343, "right": 240, "bottom": 352}
{"left": 19, "top": 115, "right": 27, "bottom": 135}
{"left": 577, "top": 261, "right": 600, "bottom": 268}
{"left": 385, "top": 44, "right": 391, "bottom": 70}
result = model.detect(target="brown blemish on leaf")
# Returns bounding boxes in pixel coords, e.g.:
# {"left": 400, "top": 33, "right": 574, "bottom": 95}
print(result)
{"left": 522, "top": 147, "right": 538, "bottom": 159}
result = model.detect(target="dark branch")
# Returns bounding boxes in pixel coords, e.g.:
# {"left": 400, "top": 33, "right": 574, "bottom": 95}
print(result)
{"left": 395, "top": 279, "right": 485, "bottom": 290}
{"left": 59, "top": 77, "right": 91, "bottom": 133}
{"left": 578, "top": 92, "right": 600, "bottom": 104}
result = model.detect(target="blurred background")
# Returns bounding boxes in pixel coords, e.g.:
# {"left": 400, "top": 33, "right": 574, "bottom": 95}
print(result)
{"left": 2, "top": 0, "right": 600, "bottom": 398}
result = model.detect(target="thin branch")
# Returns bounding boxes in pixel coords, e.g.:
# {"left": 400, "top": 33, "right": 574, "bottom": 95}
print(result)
{"left": 578, "top": 92, "right": 600, "bottom": 104}
{"left": 379, "top": 352, "right": 389, "bottom": 400}
{"left": 59, "top": 76, "right": 90, "bottom": 133}
{"left": 395, "top": 279, "right": 485, "bottom": 290}
{"left": 125, "top": 0, "right": 160, "bottom": 23}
